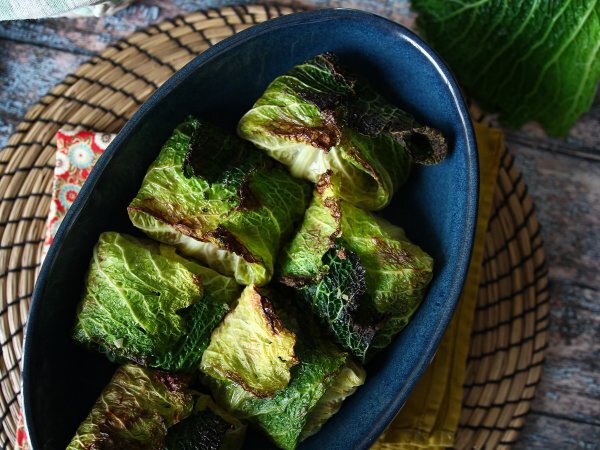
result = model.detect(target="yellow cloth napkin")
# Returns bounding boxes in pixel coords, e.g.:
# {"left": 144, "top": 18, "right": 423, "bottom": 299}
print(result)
{"left": 373, "top": 121, "right": 504, "bottom": 450}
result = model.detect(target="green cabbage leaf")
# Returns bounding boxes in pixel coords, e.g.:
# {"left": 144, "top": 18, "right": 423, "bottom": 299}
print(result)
{"left": 201, "top": 286, "right": 365, "bottom": 450}
{"left": 66, "top": 364, "right": 193, "bottom": 450}
{"left": 200, "top": 285, "right": 299, "bottom": 398}
{"left": 279, "top": 175, "right": 433, "bottom": 360}
{"left": 300, "top": 359, "right": 365, "bottom": 440}
{"left": 412, "top": 0, "right": 600, "bottom": 136}
{"left": 237, "top": 53, "right": 447, "bottom": 210}
{"left": 164, "top": 394, "right": 246, "bottom": 450}
{"left": 73, "top": 232, "right": 241, "bottom": 372}
{"left": 128, "top": 117, "right": 311, "bottom": 285}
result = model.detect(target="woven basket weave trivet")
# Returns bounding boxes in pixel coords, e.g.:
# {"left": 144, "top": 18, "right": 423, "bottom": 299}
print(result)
{"left": 0, "top": 5, "right": 549, "bottom": 449}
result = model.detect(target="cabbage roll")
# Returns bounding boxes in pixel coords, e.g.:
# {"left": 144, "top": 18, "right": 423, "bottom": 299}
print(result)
{"left": 73, "top": 232, "right": 241, "bottom": 372}
{"left": 66, "top": 364, "right": 193, "bottom": 450}
{"left": 238, "top": 53, "right": 447, "bottom": 210}
{"left": 278, "top": 173, "right": 434, "bottom": 360}
{"left": 128, "top": 117, "right": 311, "bottom": 285}
{"left": 200, "top": 285, "right": 365, "bottom": 450}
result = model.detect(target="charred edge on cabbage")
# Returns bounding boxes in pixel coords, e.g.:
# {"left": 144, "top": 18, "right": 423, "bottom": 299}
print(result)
{"left": 259, "top": 294, "right": 286, "bottom": 335}
{"left": 222, "top": 369, "right": 277, "bottom": 399}
{"left": 201, "top": 285, "right": 299, "bottom": 400}
{"left": 150, "top": 371, "right": 192, "bottom": 394}
{"left": 127, "top": 205, "right": 260, "bottom": 263}
{"left": 235, "top": 175, "right": 261, "bottom": 211}
{"left": 268, "top": 114, "right": 340, "bottom": 151}
{"left": 209, "top": 226, "right": 259, "bottom": 263}
{"left": 66, "top": 365, "right": 193, "bottom": 450}
{"left": 127, "top": 204, "right": 202, "bottom": 239}
{"left": 267, "top": 52, "right": 448, "bottom": 165}
{"left": 372, "top": 237, "right": 414, "bottom": 265}
{"left": 391, "top": 126, "right": 448, "bottom": 165}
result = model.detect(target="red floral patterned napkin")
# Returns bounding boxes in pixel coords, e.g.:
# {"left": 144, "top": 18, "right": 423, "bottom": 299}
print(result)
{"left": 17, "top": 129, "right": 115, "bottom": 450}
{"left": 40, "top": 130, "right": 115, "bottom": 262}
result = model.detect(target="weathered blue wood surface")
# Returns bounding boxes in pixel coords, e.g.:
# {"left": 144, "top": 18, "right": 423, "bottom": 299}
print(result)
{"left": 509, "top": 140, "right": 600, "bottom": 449}
{"left": 0, "top": 1, "right": 598, "bottom": 449}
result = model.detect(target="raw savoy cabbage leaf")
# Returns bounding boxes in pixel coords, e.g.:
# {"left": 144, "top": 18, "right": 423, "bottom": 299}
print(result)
{"left": 164, "top": 393, "right": 246, "bottom": 450}
{"left": 128, "top": 117, "right": 312, "bottom": 286}
{"left": 73, "top": 232, "right": 241, "bottom": 372}
{"left": 278, "top": 173, "right": 434, "bottom": 361}
{"left": 201, "top": 285, "right": 365, "bottom": 450}
{"left": 66, "top": 364, "right": 193, "bottom": 450}
{"left": 237, "top": 53, "right": 447, "bottom": 211}
{"left": 412, "top": 0, "right": 600, "bottom": 135}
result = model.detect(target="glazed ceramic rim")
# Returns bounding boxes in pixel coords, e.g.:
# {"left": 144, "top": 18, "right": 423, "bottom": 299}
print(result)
{"left": 23, "top": 8, "right": 478, "bottom": 449}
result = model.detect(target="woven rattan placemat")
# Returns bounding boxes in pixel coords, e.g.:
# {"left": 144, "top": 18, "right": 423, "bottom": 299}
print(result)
{"left": 0, "top": 5, "right": 549, "bottom": 449}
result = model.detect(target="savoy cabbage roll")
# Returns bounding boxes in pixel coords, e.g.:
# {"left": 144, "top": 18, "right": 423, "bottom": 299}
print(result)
{"left": 237, "top": 53, "right": 447, "bottom": 211}
{"left": 164, "top": 394, "right": 246, "bottom": 450}
{"left": 278, "top": 173, "right": 434, "bottom": 361}
{"left": 73, "top": 232, "right": 241, "bottom": 372}
{"left": 128, "top": 117, "right": 311, "bottom": 286}
{"left": 67, "top": 364, "right": 193, "bottom": 450}
{"left": 200, "top": 285, "right": 365, "bottom": 450}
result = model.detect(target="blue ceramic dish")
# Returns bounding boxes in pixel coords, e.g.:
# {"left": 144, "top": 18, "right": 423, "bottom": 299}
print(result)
{"left": 23, "top": 8, "right": 478, "bottom": 450}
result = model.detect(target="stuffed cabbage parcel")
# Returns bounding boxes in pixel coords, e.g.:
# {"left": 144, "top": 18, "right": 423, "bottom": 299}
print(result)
{"left": 73, "top": 232, "right": 241, "bottom": 372}
{"left": 128, "top": 117, "right": 311, "bottom": 286}
{"left": 67, "top": 364, "right": 193, "bottom": 450}
{"left": 200, "top": 285, "right": 365, "bottom": 450}
{"left": 237, "top": 53, "right": 447, "bottom": 210}
{"left": 278, "top": 174, "right": 434, "bottom": 361}
{"left": 164, "top": 394, "right": 246, "bottom": 450}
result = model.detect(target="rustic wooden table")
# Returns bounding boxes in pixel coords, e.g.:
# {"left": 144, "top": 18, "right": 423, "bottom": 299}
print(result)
{"left": 0, "top": 1, "right": 598, "bottom": 448}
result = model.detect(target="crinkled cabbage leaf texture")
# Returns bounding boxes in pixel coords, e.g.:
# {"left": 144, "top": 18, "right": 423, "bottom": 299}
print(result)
{"left": 238, "top": 53, "right": 447, "bottom": 210}
{"left": 164, "top": 393, "right": 246, "bottom": 450}
{"left": 412, "top": 0, "right": 600, "bottom": 136}
{"left": 279, "top": 174, "right": 434, "bottom": 360}
{"left": 201, "top": 285, "right": 365, "bottom": 450}
{"left": 73, "top": 232, "right": 240, "bottom": 372}
{"left": 66, "top": 364, "right": 193, "bottom": 450}
{"left": 201, "top": 285, "right": 299, "bottom": 398}
{"left": 128, "top": 117, "right": 311, "bottom": 285}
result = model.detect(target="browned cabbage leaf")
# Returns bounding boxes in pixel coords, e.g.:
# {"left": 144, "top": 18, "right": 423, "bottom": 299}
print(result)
{"left": 66, "top": 364, "right": 193, "bottom": 450}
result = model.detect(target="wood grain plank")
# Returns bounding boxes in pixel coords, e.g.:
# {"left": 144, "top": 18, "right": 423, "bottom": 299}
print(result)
{"left": 531, "top": 281, "right": 600, "bottom": 425}
{"left": 506, "top": 139, "right": 600, "bottom": 442}
{"left": 0, "top": 40, "right": 87, "bottom": 119}
{"left": 568, "top": 92, "right": 600, "bottom": 153}
{"left": 504, "top": 127, "right": 600, "bottom": 162}
{"left": 0, "top": 4, "right": 162, "bottom": 54}
{"left": 510, "top": 143, "right": 600, "bottom": 283}
{"left": 514, "top": 413, "right": 600, "bottom": 450}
